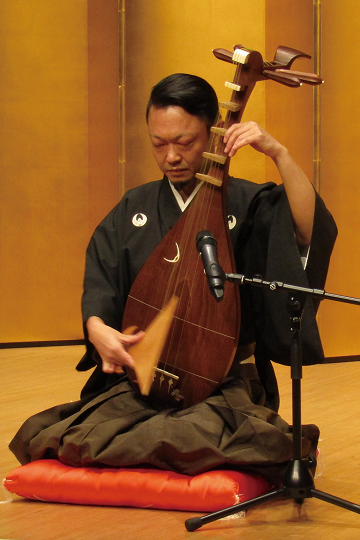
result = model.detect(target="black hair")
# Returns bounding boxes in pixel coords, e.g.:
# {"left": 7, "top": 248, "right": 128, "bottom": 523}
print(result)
{"left": 146, "top": 73, "right": 218, "bottom": 131}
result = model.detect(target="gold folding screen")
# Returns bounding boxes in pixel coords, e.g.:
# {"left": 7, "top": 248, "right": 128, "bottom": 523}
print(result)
{"left": 317, "top": 2, "right": 360, "bottom": 357}
{"left": 0, "top": 0, "right": 120, "bottom": 342}
{"left": 0, "top": 1, "right": 90, "bottom": 342}
{"left": 4, "top": 0, "right": 354, "bottom": 361}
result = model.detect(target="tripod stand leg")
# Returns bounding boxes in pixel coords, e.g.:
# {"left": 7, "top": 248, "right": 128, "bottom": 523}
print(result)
{"left": 185, "top": 292, "right": 360, "bottom": 532}
{"left": 185, "top": 488, "right": 285, "bottom": 531}
{"left": 311, "top": 489, "right": 360, "bottom": 514}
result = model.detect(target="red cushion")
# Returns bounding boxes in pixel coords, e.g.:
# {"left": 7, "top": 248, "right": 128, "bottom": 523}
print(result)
{"left": 4, "top": 460, "right": 271, "bottom": 511}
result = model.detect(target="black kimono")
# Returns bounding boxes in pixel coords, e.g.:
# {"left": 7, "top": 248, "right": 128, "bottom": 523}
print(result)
{"left": 9, "top": 176, "right": 337, "bottom": 482}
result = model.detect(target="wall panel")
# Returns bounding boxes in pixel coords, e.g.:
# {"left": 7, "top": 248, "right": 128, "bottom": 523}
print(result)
{"left": 317, "top": 1, "right": 360, "bottom": 357}
{"left": 0, "top": 1, "right": 89, "bottom": 342}
{"left": 88, "top": 0, "right": 120, "bottom": 234}
{"left": 265, "top": 0, "right": 315, "bottom": 185}
{"left": 0, "top": 0, "right": 120, "bottom": 342}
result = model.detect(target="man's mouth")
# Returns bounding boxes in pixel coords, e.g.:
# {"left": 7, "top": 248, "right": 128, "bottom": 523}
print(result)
{"left": 167, "top": 168, "right": 187, "bottom": 175}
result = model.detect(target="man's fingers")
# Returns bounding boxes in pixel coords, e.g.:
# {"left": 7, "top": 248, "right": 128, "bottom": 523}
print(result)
{"left": 102, "top": 361, "right": 125, "bottom": 374}
{"left": 121, "top": 330, "right": 145, "bottom": 346}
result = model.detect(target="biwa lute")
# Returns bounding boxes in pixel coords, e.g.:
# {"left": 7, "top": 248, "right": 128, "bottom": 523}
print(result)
{"left": 122, "top": 44, "right": 322, "bottom": 409}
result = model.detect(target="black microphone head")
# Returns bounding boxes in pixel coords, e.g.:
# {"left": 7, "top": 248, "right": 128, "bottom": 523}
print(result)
{"left": 195, "top": 230, "right": 225, "bottom": 302}
{"left": 196, "top": 230, "right": 216, "bottom": 252}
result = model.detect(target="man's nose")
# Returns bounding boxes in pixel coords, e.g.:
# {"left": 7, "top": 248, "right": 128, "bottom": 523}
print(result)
{"left": 166, "top": 145, "right": 181, "bottom": 163}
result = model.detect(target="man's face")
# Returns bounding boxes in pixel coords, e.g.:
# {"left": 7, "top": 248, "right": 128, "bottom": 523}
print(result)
{"left": 147, "top": 105, "right": 209, "bottom": 187}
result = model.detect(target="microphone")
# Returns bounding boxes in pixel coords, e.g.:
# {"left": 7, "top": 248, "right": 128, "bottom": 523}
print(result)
{"left": 196, "top": 230, "right": 225, "bottom": 302}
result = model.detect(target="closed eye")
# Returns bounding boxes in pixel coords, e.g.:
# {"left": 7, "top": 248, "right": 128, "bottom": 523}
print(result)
{"left": 178, "top": 140, "right": 193, "bottom": 147}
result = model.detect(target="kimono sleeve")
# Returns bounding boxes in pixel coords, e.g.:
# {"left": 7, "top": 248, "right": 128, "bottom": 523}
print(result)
{"left": 253, "top": 189, "right": 337, "bottom": 366}
{"left": 78, "top": 204, "right": 130, "bottom": 371}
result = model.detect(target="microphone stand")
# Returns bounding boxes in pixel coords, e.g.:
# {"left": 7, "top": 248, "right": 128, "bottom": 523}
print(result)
{"left": 185, "top": 273, "right": 360, "bottom": 532}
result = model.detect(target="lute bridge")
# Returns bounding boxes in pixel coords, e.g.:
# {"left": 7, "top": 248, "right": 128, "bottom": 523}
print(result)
{"left": 152, "top": 367, "right": 184, "bottom": 404}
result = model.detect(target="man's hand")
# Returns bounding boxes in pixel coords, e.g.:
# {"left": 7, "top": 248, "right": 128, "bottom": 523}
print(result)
{"left": 223, "top": 121, "right": 284, "bottom": 159}
{"left": 86, "top": 316, "right": 145, "bottom": 374}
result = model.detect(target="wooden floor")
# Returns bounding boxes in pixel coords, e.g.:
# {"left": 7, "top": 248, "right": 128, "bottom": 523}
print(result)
{"left": 1, "top": 346, "right": 360, "bottom": 539}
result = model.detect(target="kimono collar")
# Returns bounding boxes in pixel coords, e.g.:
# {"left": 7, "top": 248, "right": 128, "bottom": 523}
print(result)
{"left": 168, "top": 179, "right": 203, "bottom": 212}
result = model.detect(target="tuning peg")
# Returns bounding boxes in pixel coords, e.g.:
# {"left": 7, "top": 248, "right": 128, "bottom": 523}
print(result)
{"left": 262, "top": 70, "right": 301, "bottom": 88}
{"left": 275, "top": 69, "right": 323, "bottom": 86}
{"left": 212, "top": 48, "right": 234, "bottom": 64}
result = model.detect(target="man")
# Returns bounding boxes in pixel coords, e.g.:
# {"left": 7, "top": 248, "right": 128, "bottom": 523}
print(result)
{"left": 10, "top": 74, "right": 337, "bottom": 482}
